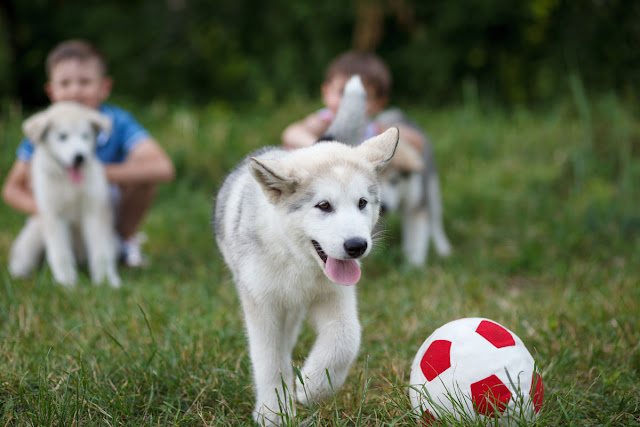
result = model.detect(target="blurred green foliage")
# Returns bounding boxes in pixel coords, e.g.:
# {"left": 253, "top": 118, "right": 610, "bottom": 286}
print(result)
{"left": 0, "top": 0, "right": 638, "bottom": 108}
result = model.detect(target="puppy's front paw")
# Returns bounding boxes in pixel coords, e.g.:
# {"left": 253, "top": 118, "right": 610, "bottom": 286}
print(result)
{"left": 434, "top": 236, "right": 452, "bottom": 257}
{"left": 295, "top": 377, "right": 312, "bottom": 407}
{"left": 55, "top": 272, "right": 77, "bottom": 287}
{"left": 253, "top": 401, "right": 295, "bottom": 426}
{"left": 9, "top": 258, "right": 33, "bottom": 279}
{"left": 108, "top": 273, "right": 122, "bottom": 288}
{"left": 295, "top": 370, "right": 332, "bottom": 407}
{"left": 50, "top": 258, "right": 78, "bottom": 287}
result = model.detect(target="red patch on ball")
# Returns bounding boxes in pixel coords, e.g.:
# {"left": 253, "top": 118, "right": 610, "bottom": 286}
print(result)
{"left": 420, "top": 340, "right": 452, "bottom": 381}
{"left": 530, "top": 372, "right": 544, "bottom": 413}
{"left": 470, "top": 374, "right": 512, "bottom": 416}
{"left": 421, "top": 409, "right": 438, "bottom": 426}
{"left": 475, "top": 320, "right": 516, "bottom": 348}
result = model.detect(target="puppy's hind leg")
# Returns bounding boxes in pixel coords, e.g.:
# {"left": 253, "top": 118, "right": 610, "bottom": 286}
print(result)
{"left": 426, "top": 174, "right": 451, "bottom": 257}
{"left": 402, "top": 205, "right": 430, "bottom": 266}
{"left": 82, "top": 211, "right": 121, "bottom": 288}
{"left": 9, "top": 217, "right": 45, "bottom": 279}
{"left": 296, "top": 289, "right": 361, "bottom": 406}
{"left": 42, "top": 217, "right": 77, "bottom": 286}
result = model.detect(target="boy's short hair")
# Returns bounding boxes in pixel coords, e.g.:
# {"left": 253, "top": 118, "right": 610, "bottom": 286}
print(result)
{"left": 46, "top": 39, "right": 107, "bottom": 78}
{"left": 324, "top": 51, "right": 392, "bottom": 99}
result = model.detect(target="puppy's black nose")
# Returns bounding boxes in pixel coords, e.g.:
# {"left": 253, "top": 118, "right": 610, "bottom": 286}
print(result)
{"left": 73, "top": 154, "right": 85, "bottom": 168}
{"left": 344, "top": 238, "right": 367, "bottom": 258}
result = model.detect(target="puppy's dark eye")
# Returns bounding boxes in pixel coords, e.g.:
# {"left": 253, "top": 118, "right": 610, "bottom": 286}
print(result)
{"left": 316, "top": 201, "right": 332, "bottom": 212}
{"left": 358, "top": 198, "right": 368, "bottom": 210}
{"left": 58, "top": 133, "right": 68, "bottom": 141}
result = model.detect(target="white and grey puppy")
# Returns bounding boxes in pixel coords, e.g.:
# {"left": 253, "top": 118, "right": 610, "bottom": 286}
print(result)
{"left": 9, "top": 101, "right": 121, "bottom": 287}
{"left": 214, "top": 124, "right": 398, "bottom": 424}
{"left": 376, "top": 108, "right": 452, "bottom": 265}
{"left": 322, "top": 76, "right": 451, "bottom": 266}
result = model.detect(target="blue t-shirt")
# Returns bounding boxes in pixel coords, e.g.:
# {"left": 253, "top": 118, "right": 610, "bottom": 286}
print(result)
{"left": 16, "top": 103, "right": 150, "bottom": 164}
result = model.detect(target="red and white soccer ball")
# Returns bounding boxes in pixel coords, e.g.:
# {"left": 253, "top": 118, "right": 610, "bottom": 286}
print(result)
{"left": 409, "top": 317, "right": 543, "bottom": 424}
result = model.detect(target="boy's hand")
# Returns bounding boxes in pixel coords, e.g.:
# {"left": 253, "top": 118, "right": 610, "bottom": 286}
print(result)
{"left": 387, "top": 123, "right": 425, "bottom": 152}
{"left": 1, "top": 160, "right": 39, "bottom": 215}
{"left": 389, "top": 138, "right": 424, "bottom": 172}
{"left": 282, "top": 113, "right": 331, "bottom": 149}
{"left": 104, "top": 138, "right": 175, "bottom": 184}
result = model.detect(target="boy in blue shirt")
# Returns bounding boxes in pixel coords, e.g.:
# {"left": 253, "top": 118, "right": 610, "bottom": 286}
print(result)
{"left": 2, "top": 39, "right": 175, "bottom": 267}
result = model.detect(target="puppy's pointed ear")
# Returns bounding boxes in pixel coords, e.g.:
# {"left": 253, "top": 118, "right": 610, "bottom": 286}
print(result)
{"left": 358, "top": 127, "right": 399, "bottom": 172}
{"left": 86, "top": 110, "right": 112, "bottom": 135}
{"left": 22, "top": 110, "right": 51, "bottom": 144}
{"left": 249, "top": 157, "right": 297, "bottom": 204}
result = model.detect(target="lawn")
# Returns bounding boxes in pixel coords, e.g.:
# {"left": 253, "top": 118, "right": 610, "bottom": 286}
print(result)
{"left": 1, "top": 92, "right": 639, "bottom": 425}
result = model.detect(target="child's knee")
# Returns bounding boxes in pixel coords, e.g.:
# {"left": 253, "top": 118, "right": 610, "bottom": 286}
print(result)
{"left": 120, "top": 182, "right": 157, "bottom": 197}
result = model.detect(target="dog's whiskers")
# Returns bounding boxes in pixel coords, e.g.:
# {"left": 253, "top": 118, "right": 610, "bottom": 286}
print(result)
{"left": 371, "top": 230, "right": 389, "bottom": 251}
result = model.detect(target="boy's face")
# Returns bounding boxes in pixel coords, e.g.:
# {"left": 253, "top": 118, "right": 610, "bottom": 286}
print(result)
{"left": 321, "top": 74, "right": 388, "bottom": 116}
{"left": 45, "top": 58, "right": 112, "bottom": 109}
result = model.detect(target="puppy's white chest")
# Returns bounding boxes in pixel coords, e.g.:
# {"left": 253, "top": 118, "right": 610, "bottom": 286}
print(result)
{"left": 33, "top": 154, "right": 106, "bottom": 220}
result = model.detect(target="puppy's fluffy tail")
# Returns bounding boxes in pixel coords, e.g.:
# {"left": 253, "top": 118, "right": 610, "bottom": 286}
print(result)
{"left": 317, "top": 75, "right": 367, "bottom": 146}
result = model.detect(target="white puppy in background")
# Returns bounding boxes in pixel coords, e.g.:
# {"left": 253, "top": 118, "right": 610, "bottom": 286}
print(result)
{"left": 9, "top": 101, "right": 121, "bottom": 287}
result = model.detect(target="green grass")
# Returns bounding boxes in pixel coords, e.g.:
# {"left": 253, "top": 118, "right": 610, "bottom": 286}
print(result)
{"left": 1, "top": 93, "right": 639, "bottom": 425}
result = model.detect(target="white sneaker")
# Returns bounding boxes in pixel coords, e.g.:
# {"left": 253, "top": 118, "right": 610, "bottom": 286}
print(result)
{"left": 120, "top": 232, "right": 148, "bottom": 267}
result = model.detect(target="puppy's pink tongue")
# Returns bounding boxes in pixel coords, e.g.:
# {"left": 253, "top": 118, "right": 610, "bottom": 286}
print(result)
{"left": 68, "top": 167, "right": 83, "bottom": 184}
{"left": 325, "top": 256, "right": 361, "bottom": 286}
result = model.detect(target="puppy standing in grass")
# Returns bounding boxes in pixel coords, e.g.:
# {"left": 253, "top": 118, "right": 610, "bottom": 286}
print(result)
{"left": 10, "top": 102, "right": 120, "bottom": 287}
{"left": 214, "top": 126, "right": 398, "bottom": 424}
